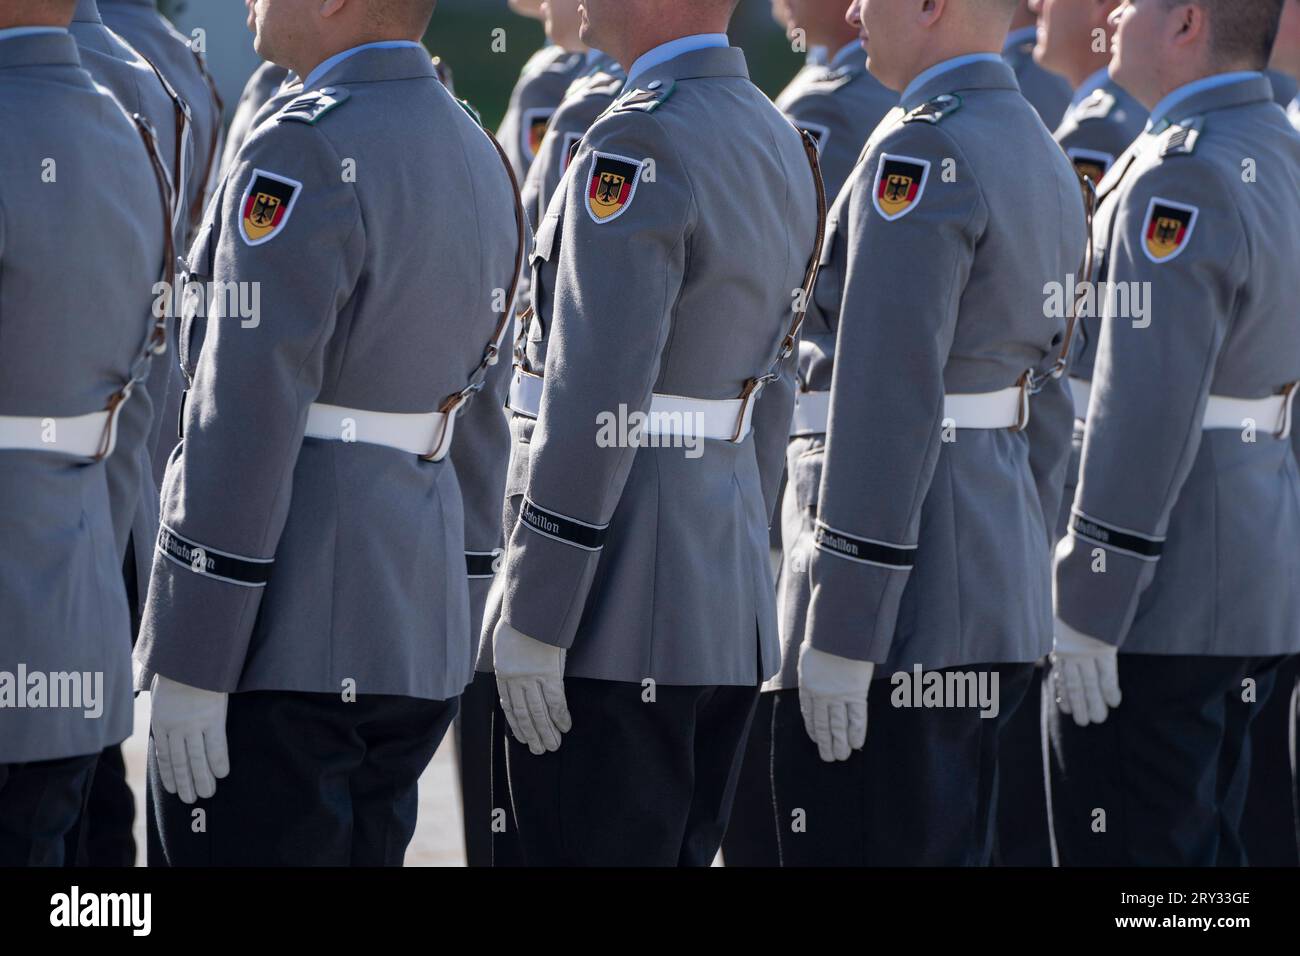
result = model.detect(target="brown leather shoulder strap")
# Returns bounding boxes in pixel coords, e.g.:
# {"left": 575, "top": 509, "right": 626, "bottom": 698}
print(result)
{"left": 439, "top": 121, "right": 528, "bottom": 414}
{"left": 758, "top": 127, "right": 828, "bottom": 384}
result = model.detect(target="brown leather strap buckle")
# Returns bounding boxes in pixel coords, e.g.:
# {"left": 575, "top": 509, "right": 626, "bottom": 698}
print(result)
{"left": 1277, "top": 382, "right": 1298, "bottom": 440}
{"left": 1012, "top": 371, "right": 1033, "bottom": 433}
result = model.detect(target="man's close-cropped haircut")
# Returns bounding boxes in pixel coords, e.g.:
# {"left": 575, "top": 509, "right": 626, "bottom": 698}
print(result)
{"left": 1166, "top": 0, "right": 1286, "bottom": 69}
{"left": 367, "top": 0, "right": 439, "bottom": 35}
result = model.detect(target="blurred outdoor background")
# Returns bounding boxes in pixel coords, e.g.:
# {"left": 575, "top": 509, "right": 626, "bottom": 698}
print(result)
{"left": 158, "top": 0, "right": 806, "bottom": 130}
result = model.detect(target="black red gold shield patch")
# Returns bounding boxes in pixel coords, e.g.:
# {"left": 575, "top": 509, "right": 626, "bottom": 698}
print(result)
{"left": 239, "top": 170, "right": 302, "bottom": 246}
{"left": 522, "top": 107, "right": 553, "bottom": 160}
{"left": 872, "top": 154, "right": 931, "bottom": 221}
{"left": 585, "top": 152, "right": 644, "bottom": 224}
{"left": 1067, "top": 147, "right": 1114, "bottom": 188}
{"left": 1142, "top": 197, "right": 1198, "bottom": 263}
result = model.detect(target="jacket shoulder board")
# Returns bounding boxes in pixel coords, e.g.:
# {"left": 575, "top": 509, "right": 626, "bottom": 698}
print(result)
{"left": 1160, "top": 116, "right": 1204, "bottom": 158}
{"left": 903, "top": 93, "right": 962, "bottom": 125}
{"left": 613, "top": 81, "right": 676, "bottom": 114}
{"left": 807, "top": 66, "right": 856, "bottom": 92}
{"left": 278, "top": 87, "right": 351, "bottom": 125}
{"left": 1073, "top": 88, "right": 1116, "bottom": 123}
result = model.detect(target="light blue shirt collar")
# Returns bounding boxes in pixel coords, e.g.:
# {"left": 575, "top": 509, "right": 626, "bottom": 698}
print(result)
{"left": 902, "top": 53, "right": 1002, "bottom": 104}
{"left": 0, "top": 26, "right": 68, "bottom": 42}
{"left": 627, "top": 33, "right": 729, "bottom": 87}
{"left": 1145, "top": 71, "right": 1263, "bottom": 129}
{"left": 585, "top": 48, "right": 607, "bottom": 67}
{"left": 830, "top": 40, "right": 861, "bottom": 70}
{"left": 303, "top": 40, "right": 424, "bottom": 90}
{"left": 1072, "top": 67, "right": 1111, "bottom": 107}
{"left": 1004, "top": 26, "right": 1038, "bottom": 51}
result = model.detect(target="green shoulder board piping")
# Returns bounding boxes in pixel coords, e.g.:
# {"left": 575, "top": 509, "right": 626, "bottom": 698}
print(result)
{"left": 1074, "top": 89, "right": 1116, "bottom": 123}
{"left": 903, "top": 93, "right": 962, "bottom": 125}
{"left": 613, "top": 81, "right": 676, "bottom": 114}
{"left": 456, "top": 98, "right": 484, "bottom": 128}
{"left": 278, "top": 87, "right": 350, "bottom": 125}
{"left": 1160, "top": 116, "right": 1204, "bottom": 157}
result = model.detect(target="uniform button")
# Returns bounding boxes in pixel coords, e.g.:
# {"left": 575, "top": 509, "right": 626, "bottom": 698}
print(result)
{"left": 647, "top": 80, "right": 662, "bottom": 90}
{"left": 320, "top": 86, "right": 336, "bottom": 95}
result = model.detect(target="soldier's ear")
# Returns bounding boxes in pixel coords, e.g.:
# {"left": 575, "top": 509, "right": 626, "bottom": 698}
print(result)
{"left": 319, "top": 0, "right": 348, "bottom": 21}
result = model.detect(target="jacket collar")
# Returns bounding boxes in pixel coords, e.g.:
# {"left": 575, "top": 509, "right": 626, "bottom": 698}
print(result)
{"left": 1147, "top": 72, "right": 1271, "bottom": 130}
{"left": 0, "top": 31, "right": 82, "bottom": 70}
{"left": 901, "top": 56, "right": 1018, "bottom": 112}
{"left": 308, "top": 43, "right": 437, "bottom": 90}
{"left": 631, "top": 46, "right": 749, "bottom": 91}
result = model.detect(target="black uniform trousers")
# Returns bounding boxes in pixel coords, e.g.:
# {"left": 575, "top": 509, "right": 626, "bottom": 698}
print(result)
{"left": 505, "top": 677, "right": 759, "bottom": 866}
{"left": 456, "top": 669, "right": 523, "bottom": 866}
{"left": 768, "top": 663, "right": 1033, "bottom": 866}
{"left": 1049, "top": 653, "right": 1283, "bottom": 866}
{"left": 0, "top": 752, "right": 98, "bottom": 866}
{"left": 720, "top": 691, "right": 781, "bottom": 866}
{"left": 147, "top": 689, "right": 456, "bottom": 866}
{"left": 1241, "top": 656, "right": 1299, "bottom": 866}
{"left": 992, "top": 662, "right": 1054, "bottom": 865}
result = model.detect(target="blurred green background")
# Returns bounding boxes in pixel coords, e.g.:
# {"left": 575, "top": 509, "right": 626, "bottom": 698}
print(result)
{"left": 159, "top": 0, "right": 805, "bottom": 130}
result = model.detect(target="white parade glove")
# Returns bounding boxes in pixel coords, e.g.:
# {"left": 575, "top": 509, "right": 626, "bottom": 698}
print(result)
{"left": 149, "top": 674, "right": 230, "bottom": 804}
{"left": 797, "top": 643, "right": 874, "bottom": 762}
{"left": 493, "top": 619, "right": 571, "bottom": 755}
{"left": 1050, "top": 618, "right": 1122, "bottom": 726}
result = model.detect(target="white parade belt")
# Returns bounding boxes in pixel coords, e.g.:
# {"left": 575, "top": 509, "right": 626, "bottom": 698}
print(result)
{"left": 789, "top": 384, "right": 1030, "bottom": 436}
{"left": 507, "top": 366, "right": 757, "bottom": 442}
{"left": 304, "top": 402, "right": 458, "bottom": 461}
{"left": 0, "top": 407, "right": 121, "bottom": 460}
{"left": 1070, "top": 377, "right": 1296, "bottom": 437}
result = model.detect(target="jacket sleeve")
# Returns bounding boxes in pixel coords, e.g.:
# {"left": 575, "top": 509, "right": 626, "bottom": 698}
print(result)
{"left": 134, "top": 119, "right": 364, "bottom": 691}
{"left": 499, "top": 111, "right": 694, "bottom": 649}
{"left": 452, "top": 338, "right": 512, "bottom": 643}
{"left": 803, "top": 121, "right": 985, "bottom": 664}
{"left": 1025, "top": 370, "right": 1076, "bottom": 547}
{"left": 1054, "top": 157, "right": 1243, "bottom": 645}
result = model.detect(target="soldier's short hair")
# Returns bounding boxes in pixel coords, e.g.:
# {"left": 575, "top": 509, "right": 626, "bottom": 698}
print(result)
{"left": 1167, "top": 0, "right": 1286, "bottom": 68}
{"left": 366, "top": 0, "right": 438, "bottom": 34}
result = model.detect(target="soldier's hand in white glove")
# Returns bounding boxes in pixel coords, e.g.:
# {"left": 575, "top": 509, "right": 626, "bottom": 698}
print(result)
{"left": 493, "top": 619, "right": 572, "bottom": 755}
{"left": 1050, "top": 618, "right": 1122, "bottom": 727}
{"left": 797, "top": 643, "right": 874, "bottom": 762}
{"left": 149, "top": 674, "right": 230, "bottom": 804}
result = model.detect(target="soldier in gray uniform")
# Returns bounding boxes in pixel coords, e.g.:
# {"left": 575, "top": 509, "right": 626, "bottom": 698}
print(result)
{"left": 724, "top": 0, "right": 896, "bottom": 869}
{"left": 1005, "top": 1, "right": 1072, "bottom": 128}
{"left": 995, "top": 0, "right": 1146, "bottom": 869}
{"left": 133, "top": 0, "right": 521, "bottom": 866}
{"left": 1242, "top": 0, "right": 1300, "bottom": 868}
{"left": 496, "top": 1, "right": 587, "bottom": 182}
{"left": 483, "top": 0, "right": 822, "bottom": 866}
{"left": 457, "top": 32, "right": 624, "bottom": 869}
{"left": 777, "top": 0, "right": 1085, "bottom": 866}
{"left": 0, "top": 6, "right": 167, "bottom": 866}
{"left": 66, "top": 0, "right": 192, "bottom": 867}
{"left": 1050, "top": 0, "right": 1300, "bottom": 866}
